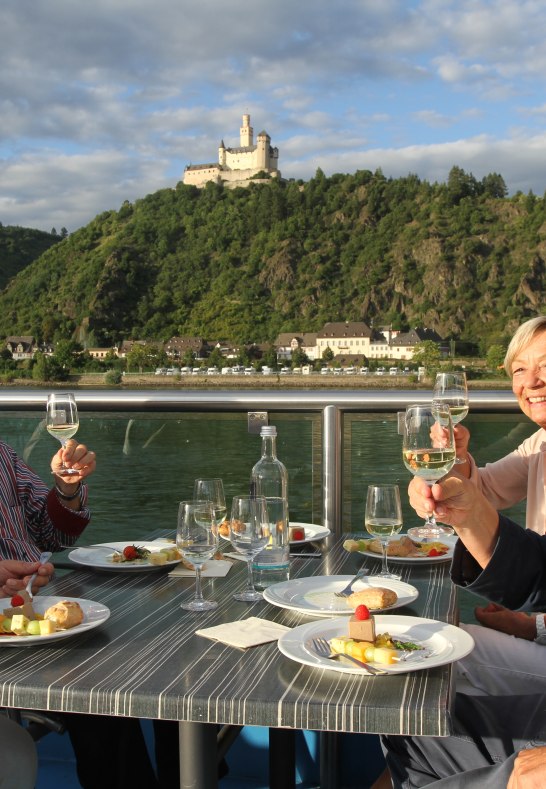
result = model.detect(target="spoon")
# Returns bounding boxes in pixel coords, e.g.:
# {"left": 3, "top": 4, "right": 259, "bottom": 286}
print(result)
{"left": 25, "top": 551, "right": 52, "bottom": 599}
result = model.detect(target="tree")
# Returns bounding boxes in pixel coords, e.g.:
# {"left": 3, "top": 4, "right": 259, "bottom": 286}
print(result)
{"left": 126, "top": 343, "right": 165, "bottom": 373}
{"left": 411, "top": 341, "right": 441, "bottom": 374}
{"left": 52, "top": 339, "right": 84, "bottom": 371}
{"left": 291, "top": 347, "right": 309, "bottom": 367}
{"left": 322, "top": 346, "right": 334, "bottom": 362}
{"left": 486, "top": 344, "right": 506, "bottom": 373}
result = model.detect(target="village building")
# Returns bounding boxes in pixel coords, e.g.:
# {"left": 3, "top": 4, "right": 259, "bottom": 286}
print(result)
{"left": 164, "top": 336, "right": 208, "bottom": 361}
{"left": 5, "top": 336, "right": 37, "bottom": 360}
{"left": 275, "top": 332, "right": 319, "bottom": 361}
{"left": 183, "top": 114, "right": 280, "bottom": 188}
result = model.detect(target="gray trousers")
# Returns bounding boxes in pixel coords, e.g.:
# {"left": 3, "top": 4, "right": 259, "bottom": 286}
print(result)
{"left": 382, "top": 693, "right": 546, "bottom": 788}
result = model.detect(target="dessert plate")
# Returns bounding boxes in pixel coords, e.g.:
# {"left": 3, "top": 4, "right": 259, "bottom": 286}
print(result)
{"left": 278, "top": 615, "right": 474, "bottom": 674}
{"left": 263, "top": 575, "right": 418, "bottom": 617}
{"left": 0, "top": 596, "right": 110, "bottom": 646}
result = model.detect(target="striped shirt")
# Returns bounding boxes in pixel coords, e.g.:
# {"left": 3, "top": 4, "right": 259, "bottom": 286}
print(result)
{"left": 0, "top": 440, "right": 90, "bottom": 561}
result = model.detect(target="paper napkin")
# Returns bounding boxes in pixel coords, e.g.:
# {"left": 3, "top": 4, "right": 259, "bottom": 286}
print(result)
{"left": 195, "top": 617, "right": 291, "bottom": 649}
{"left": 168, "top": 560, "right": 232, "bottom": 578}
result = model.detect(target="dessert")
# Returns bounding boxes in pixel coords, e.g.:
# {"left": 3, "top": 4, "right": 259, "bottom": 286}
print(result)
{"left": 346, "top": 586, "right": 398, "bottom": 610}
{"left": 3, "top": 590, "right": 36, "bottom": 620}
{"left": 44, "top": 600, "right": 84, "bottom": 629}
{"left": 289, "top": 526, "right": 306, "bottom": 541}
{"left": 348, "top": 604, "right": 375, "bottom": 641}
{"left": 343, "top": 536, "right": 449, "bottom": 558}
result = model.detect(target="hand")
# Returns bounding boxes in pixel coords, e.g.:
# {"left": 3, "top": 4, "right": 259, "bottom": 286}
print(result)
{"left": 0, "top": 559, "right": 54, "bottom": 597}
{"left": 475, "top": 602, "right": 537, "bottom": 641}
{"left": 51, "top": 439, "right": 96, "bottom": 484}
{"left": 508, "top": 746, "right": 546, "bottom": 788}
{"left": 408, "top": 475, "right": 499, "bottom": 567}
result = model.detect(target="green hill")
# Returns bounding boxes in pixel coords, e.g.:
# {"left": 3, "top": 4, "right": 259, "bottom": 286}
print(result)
{"left": 0, "top": 168, "right": 544, "bottom": 352}
{"left": 0, "top": 225, "right": 61, "bottom": 291}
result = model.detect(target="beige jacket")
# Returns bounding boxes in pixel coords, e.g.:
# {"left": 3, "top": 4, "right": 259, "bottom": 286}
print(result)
{"left": 469, "top": 427, "right": 546, "bottom": 535}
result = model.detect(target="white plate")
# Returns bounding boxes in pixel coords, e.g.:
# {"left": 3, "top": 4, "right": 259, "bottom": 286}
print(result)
{"left": 278, "top": 615, "right": 474, "bottom": 675}
{"left": 263, "top": 575, "right": 418, "bottom": 617}
{"left": 358, "top": 535, "right": 455, "bottom": 564}
{"left": 0, "top": 596, "right": 110, "bottom": 646}
{"left": 68, "top": 541, "right": 183, "bottom": 572}
{"left": 289, "top": 523, "right": 330, "bottom": 546}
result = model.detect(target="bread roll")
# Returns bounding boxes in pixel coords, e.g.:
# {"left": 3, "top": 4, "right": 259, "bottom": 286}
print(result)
{"left": 44, "top": 600, "right": 84, "bottom": 629}
{"left": 346, "top": 587, "right": 398, "bottom": 610}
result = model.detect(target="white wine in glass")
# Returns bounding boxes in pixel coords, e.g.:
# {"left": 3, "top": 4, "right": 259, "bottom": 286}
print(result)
{"left": 402, "top": 403, "right": 456, "bottom": 540}
{"left": 193, "top": 478, "right": 227, "bottom": 530}
{"left": 433, "top": 372, "right": 469, "bottom": 463}
{"left": 46, "top": 392, "right": 79, "bottom": 476}
{"left": 364, "top": 484, "right": 403, "bottom": 580}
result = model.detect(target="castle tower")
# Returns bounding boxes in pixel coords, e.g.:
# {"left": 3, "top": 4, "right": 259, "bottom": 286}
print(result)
{"left": 240, "top": 114, "right": 253, "bottom": 147}
{"left": 257, "top": 130, "right": 270, "bottom": 170}
{"left": 218, "top": 140, "right": 226, "bottom": 166}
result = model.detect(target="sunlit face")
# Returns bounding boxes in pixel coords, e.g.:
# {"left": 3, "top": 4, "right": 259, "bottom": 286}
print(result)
{"left": 511, "top": 330, "right": 546, "bottom": 428}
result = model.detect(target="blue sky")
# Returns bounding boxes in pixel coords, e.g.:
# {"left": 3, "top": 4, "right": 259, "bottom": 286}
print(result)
{"left": 2, "top": 0, "right": 546, "bottom": 231}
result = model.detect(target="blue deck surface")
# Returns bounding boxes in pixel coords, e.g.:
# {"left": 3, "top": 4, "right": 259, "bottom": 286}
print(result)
{"left": 35, "top": 721, "right": 386, "bottom": 788}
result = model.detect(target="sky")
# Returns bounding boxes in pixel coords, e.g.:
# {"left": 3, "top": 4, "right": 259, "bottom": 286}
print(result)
{"left": 2, "top": 0, "right": 546, "bottom": 232}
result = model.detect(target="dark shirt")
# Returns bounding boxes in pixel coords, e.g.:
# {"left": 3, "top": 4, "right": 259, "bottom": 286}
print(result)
{"left": 451, "top": 514, "right": 546, "bottom": 611}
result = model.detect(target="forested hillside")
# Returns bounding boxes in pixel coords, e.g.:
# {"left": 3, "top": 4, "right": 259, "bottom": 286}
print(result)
{"left": 0, "top": 225, "right": 61, "bottom": 291}
{"left": 1, "top": 167, "right": 545, "bottom": 352}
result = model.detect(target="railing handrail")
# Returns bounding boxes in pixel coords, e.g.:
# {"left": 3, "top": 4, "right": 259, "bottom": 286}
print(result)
{"left": 0, "top": 388, "right": 518, "bottom": 412}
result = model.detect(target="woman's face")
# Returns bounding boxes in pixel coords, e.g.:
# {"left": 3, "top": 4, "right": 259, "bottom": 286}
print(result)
{"left": 511, "top": 330, "right": 546, "bottom": 428}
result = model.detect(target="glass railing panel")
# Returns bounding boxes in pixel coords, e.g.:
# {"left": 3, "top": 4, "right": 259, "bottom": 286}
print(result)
{"left": 0, "top": 411, "right": 322, "bottom": 544}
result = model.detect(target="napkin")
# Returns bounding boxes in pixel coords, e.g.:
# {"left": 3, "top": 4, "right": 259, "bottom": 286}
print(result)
{"left": 168, "top": 560, "right": 232, "bottom": 578}
{"left": 195, "top": 617, "right": 291, "bottom": 649}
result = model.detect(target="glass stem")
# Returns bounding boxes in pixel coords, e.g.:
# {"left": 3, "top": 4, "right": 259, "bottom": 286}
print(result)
{"left": 194, "top": 566, "right": 204, "bottom": 602}
{"left": 380, "top": 538, "right": 389, "bottom": 575}
{"left": 245, "top": 558, "right": 255, "bottom": 592}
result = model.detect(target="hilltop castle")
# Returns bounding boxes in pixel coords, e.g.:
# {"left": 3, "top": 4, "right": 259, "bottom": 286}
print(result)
{"left": 183, "top": 114, "right": 280, "bottom": 188}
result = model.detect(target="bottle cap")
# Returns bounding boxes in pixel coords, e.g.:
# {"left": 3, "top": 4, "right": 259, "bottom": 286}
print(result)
{"left": 260, "top": 426, "right": 277, "bottom": 437}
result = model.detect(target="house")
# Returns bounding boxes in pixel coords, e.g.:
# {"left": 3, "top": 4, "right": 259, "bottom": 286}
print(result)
{"left": 164, "top": 336, "right": 208, "bottom": 361}
{"left": 5, "top": 336, "right": 37, "bottom": 360}
{"left": 275, "top": 332, "right": 318, "bottom": 361}
{"left": 389, "top": 328, "right": 447, "bottom": 360}
{"left": 87, "top": 348, "right": 116, "bottom": 360}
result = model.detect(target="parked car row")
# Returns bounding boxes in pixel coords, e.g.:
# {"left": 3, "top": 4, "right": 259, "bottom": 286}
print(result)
{"left": 155, "top": 365, "right": 414, "bottom": 376}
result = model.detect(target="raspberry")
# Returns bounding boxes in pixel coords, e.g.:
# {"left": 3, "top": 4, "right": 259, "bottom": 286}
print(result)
{"left": 428, "top": 548, "right": 440, "bottom": 557}
{"left": 10, "top": 595, "right": 24, "bottom": 607}
{"left": 354, "top": 604, "right": 370, "bottom": 621}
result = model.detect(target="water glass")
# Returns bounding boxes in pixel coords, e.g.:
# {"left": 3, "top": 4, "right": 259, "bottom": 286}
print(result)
{"left": 229, "top": 495, "right": 269, "bottom": 601}
{"left": 177, "top": 500, "right": 218, "bottom": 612}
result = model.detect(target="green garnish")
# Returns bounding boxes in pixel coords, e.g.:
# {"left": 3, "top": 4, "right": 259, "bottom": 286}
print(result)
{"left": 393, "top": 639, "right": 422, "bottom": 651}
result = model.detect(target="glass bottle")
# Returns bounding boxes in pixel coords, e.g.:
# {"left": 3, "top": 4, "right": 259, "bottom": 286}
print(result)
{"left": 250, "top": 425, "right": 290, "bottom": 588}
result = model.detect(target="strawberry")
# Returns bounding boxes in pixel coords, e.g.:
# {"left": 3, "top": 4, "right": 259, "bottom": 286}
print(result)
{"left": 10, "top": 594, "right": 24, "bottom": 607}
{"left": 354, "top": 604, "right": 370, "bottom": 621}
{"left": 427, "top": 548, "right": 440, "bottom": 557}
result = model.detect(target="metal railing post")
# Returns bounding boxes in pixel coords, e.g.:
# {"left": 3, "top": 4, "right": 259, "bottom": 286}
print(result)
{"left": 323, "top": 405, "right": 342, "bottom": 536}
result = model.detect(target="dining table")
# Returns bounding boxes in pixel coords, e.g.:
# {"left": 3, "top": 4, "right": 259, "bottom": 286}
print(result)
{"left": 0, "top": 531, "right": 461, "bottom": 789}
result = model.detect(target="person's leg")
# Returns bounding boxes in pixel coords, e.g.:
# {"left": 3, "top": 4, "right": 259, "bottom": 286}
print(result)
{"left": 382, "top": 693, "right": 546, "bottom": 788}
{"left": 0, "top": 715, "right": 37, "bottom": 789}
{"left": 457, "top": 624, "right": 546, "bottom": 695}
{"left": 64, "top": 713, "right": 160, "bottom": 789}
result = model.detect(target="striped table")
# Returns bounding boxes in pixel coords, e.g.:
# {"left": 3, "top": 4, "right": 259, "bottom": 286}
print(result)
{"left": 0, "top": 533, "right": 459, "bottom": 787}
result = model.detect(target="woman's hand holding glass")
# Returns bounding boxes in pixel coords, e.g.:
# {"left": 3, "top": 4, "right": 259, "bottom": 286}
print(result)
{"left": 177, "top": 500, "right": 219, "bottom": 612}
{"left": 228, "top": 495, "right": 269, "bottom": 602}
{"left": 403, "top": 403, "right": 456, "bottom": 540}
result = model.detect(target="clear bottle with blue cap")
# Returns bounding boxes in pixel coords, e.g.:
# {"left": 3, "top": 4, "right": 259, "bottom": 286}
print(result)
{"left": 250, "top": 425, "right": 290, "bottom": 588}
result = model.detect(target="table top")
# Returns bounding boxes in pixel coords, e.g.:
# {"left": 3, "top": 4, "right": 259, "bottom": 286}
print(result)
{"left": 0, "top": 533, "right": 459, "bottom": 736}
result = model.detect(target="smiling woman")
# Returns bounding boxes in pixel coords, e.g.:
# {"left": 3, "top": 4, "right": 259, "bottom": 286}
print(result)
{"left": 454, "top": 315, "right": 546, "bottom": 535}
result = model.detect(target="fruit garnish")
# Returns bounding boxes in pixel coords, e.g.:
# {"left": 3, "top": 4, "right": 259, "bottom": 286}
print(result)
{"left": 354, "top": 604, "right": 370, "bottom": 621}
{"left": 427, "top": 548, "right": 440, "bottom": 557}
{"left": 291, "top": 528, "right": 305, "bottom": 541}
{"left": 10, "top": 595, "right": 24, "bottom": 607}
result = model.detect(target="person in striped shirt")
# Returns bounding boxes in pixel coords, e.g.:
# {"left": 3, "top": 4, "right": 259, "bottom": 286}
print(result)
{"left": 0, "top": 436, "right": 96, "bottom": 596}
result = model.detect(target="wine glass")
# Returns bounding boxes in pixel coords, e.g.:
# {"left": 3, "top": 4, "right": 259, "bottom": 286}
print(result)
{"left": 193, "top": 478, "right": 227, "bottom": 533}
{"left": 176, "top": 500, "right": 219, "bottom": 612}
{"left": 364, "top": 484, "right": 403, "bottom": 580}
{"left": 228, "top": 495, "right": 269, "bottom": 601}
{"left": 433, "top": 372, "right": 469, "bottom": 464}
{"left": 402, "top": 403, "right": 456, "bottom": 541}
{"left": 46, "top": 392, "right": 80, "bottom": 476}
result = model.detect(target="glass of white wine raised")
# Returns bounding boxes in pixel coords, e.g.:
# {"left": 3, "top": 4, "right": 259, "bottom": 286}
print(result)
{"left": 402, "top": 403, "right": 456, "bottom": 541}
{"left": 433, "top": 372, "right": 469, "bottom": 463}
{"left": 46, "top": 392, "right": 80, "bottom": 476}
{"left": 364, "top": 484, "right": 403, "bottom": 579}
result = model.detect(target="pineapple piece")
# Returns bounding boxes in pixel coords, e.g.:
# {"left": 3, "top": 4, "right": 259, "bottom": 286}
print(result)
{"left": 330, "top": 637, "right": 374, "bottom": 662}
{"left": 149, "top": 552, "right": 167, "bottom": 566}
{"left": 38, "top": 619, "right": 57, "bottom": 636}
{"left": 368, "top": 646, "right": 398, "bottom": 665}
{"left": 11, "top": 615, "right": 29, "bottom": 635}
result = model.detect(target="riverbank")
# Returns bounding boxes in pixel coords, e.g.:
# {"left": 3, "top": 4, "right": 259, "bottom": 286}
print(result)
{"left": 1, "top": 372, "right": 513, "bottom": 390}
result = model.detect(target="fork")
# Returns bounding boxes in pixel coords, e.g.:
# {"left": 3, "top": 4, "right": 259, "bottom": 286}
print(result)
{"left": 334, "top": 567, "right": 369, "bottom": 597}
{"left": 25, "top": 551, "right": 52, "bottom": 599}
{"left": 311, "top": 637, "right": 388, "bottom": 675}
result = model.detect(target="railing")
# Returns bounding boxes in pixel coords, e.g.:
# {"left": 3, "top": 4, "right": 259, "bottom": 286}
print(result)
{"left": 0, "top": 388, "right": 518, "bottom": 536}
